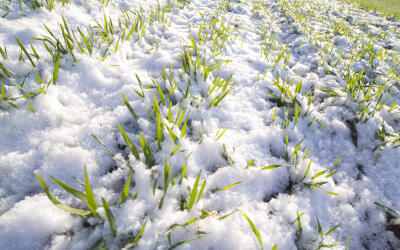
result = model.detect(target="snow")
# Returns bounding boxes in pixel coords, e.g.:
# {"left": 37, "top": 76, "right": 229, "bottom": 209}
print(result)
{"left": 0, "top": 0, "right": 400, "bottom": 249}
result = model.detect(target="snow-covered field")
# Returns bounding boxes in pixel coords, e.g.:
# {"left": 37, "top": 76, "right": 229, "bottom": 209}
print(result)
{"left": 1, "top": 0, "right": 400, "bottom": 249}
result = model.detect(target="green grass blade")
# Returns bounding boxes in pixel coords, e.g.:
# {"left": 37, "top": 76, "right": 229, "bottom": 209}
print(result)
{"left": 180, "top": 162, "right": 187, "bottom": 183}
{"left": 84, "top": 167, "right": 100, "bottom": 219}
{"left": 15, "top": 36, "right": 35, "bottom": 67}
{"left": 325, "top": 223, "right": 341, "bottom": 236}
{"left": 157, "top": 112, "right": 163, "bottom": 149}
{"left": 117, "top": 123, "right": 140, "bottom": 160}
{"left": 197, "top": 180, "right": 206, "bottom": 202}
{"left": 215, "top": 178, "right": 246, "bottom": 191}
{"left": 188, "top": 170, "right": 201, "bottom": 211}
{"left": 101, "top": 197, "right": 117, "bottom": 237}
{"left": 50, "top": 176, "right": 87, "bottom": 203}
{"left": 120, "top": 170, "right": 134, "bottom": 204}
{"left": 53, "top": 55, "right": 60, "bottom": 85}
{"left": 122, "top": 93, "right": 139, "bottom": 121}
{"left": 35, "top": 172, "right": 91, "bottom": 218}
{"left": 91, "top": 134, "right": 115, "bottom": 157}
{"left": 238, "top": 209, "right": 263, "bottom": 250}
{"left": 261, "top": 164, "right": 286, "bottom": 170}
{"left": 139, "top": 132, "right": 155, "bottom": 167}
{"left": 125, "top": 221, "right": 147, "bottom": 248}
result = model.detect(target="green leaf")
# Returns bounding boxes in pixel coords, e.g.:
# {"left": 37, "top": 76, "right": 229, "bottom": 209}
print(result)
{"left": 180, "top": 162, "right": 187, "bottom": 183}
{"left": 261, "top": 164, "right": 286, "bottom": 170}
{"left": 197, "top": 180, "right": 206, "bottom": 202}
{"left": 246, "top": 160, "right": 255, "bottom": 169}
{"left": 325, "top": 223, "right": 341, "bottom": 236}
{"left": 188, "top": 170, "right": 201, "bottom": 211}
{"left": 169, "top": 234, "right": 209, "bottom": 250}
{"left": 35, "top": 172, "right": 91, "bottom": 218}
{"left": 53, "top": 55, "right": 60, "bottom": 85}
{"left": 238, "top": 209, "right": 263, "bottom": 250}
{"left": 157, "top": 112, "right": 163, "bottom": 149}
{"left": 91, "top": 134, "right": 115, "bottom": 157}
{"left": 117, "top": 123, "right": 140, "bottom": 160}
{"left": 296, "top": 211, "right": 303, "bottom": 234}
{"left": 139, "top": 133, "right": 155, "bottom": 167}
{"left": 215, "top": 178, "right": 246, "bottom": 191}
{"left": 317, "top": 217, "right": 323, "bottom": 239}
{"left": 101, "top": 197, "right": 117, "bottom": 237}
{"left": 84, "top": 167, "right": 100, "bottom": 219}
{"left": 120, "top": 170, "right": 134, "bottom": 204}
{"left": 15, "top": 36, "right": 35, "bottom": 67}
{"left": 50, "top": 176, "right": 87, "bottom": 203}
{"left": 125, "top": 222, "right": 147, "bottom": 248}
{"left": 122, "top": 93, "right": 139, "bottom": 121}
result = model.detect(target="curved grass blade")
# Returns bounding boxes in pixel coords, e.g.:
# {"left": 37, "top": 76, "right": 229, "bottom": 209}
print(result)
{"left": 35, "top": 172, "right": 91, "bottom": 218}
{"left": 188, "top": 170, "right": 201, "bottom": 211}
{"left": 117, "top": 123, "right": 140, "bottom": 160}
{"left": 50, "top": 176, "right": 87, "bottom": 203}
{"left": 15, "top": 36, "right": 35, "bottom": 67}
{"left": 53, "top": 54, "right": 61, "bottom": 85}
{"left": 125, "top": 221, "right": 147, "bottom": 249}
{"left": 120, "top": 170, "right": 134, "bottom": 204}
{"left": 84, "top": 167, "right": 101, "bottom": 219}
{"left": 237, "top": 209, "right": 263, "bottom": 250}
{"left": 214, "top": 178, "right": 246, "bottom": 192}
{"left": 122, "top": 93, "right": 139, "bottom": 121}
{"left": 101, "top": 197, "right": 117, "bottom": 237}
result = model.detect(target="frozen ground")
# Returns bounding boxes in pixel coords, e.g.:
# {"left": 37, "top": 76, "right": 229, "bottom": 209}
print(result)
{"left": 0, "top": 0, "right": 400, "bottom": 249}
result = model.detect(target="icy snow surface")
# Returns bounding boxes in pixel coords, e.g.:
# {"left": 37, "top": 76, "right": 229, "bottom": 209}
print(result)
{"left": 1, "top": 0, "right": 400, "bottom": 249}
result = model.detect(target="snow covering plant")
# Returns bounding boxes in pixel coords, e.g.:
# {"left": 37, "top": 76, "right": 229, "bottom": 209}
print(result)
{"left": 2, "top": 0, "right": 400, "bottom": 248}
{"left": 0, "top": 0, "right": 180, "bottom": 111}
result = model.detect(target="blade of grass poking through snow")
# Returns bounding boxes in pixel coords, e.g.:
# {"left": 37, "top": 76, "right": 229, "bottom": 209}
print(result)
{"left": 245, "top": 159, "right": 255, "bottom": 169}
{"left": 125, "top": 222, "right": 147, "bottom": 249}
{"left": 53, "top": 55, "right": 60, "bottom": 85}
{"left": 1, "top": 84, "right": 6, "bottom": 103}
{"left": 157, "top": 112, "right": 163, "bottom": 149}
{"left": 187, "top": 170, "right": 201, "bottom": 211}
{"left": 296, "top": 211, "right": 303, "bottom": 234}
{"left": 117, "top": 123, "right": 140, "bottom": 160}
{"left": 91, "top": 134, "right": 115, "bottom": 157}
{"left": 120, "top": 170, "right": 134, "bottom": 204}
{"left": 196, "top": 180, "right": 206, "bottom": 202}
{"left": 139, "top": 132, "right": 155, "bottom": 167}
{"left": 261, "top": 164, "right": 288, "bottom": 170}
{"left": 317, "top": 217, "right": 324, "bottom": 239}
{"left": 77, "top": 27, "right": 92, "bottom": 55}
{"left": 169, "top": 234, "right": 209, "bottom": 250}
{"left": 15, "top": 36, "right": 35, "bottom": 67}
{"left": 0, "top": 62, "right": 11, "bottom": 78}
{"left": 214, "top": 178, "right": 247, "bottom": 192}
{"left": 375, "top": 202, "right": 399, "bottom": 216}
{"left": 311, "top": 156, "right": 343, "bottom": 180}
{"left": 121, "top": 93, "right": 139, "bottom": 121}
{"left": 35, "top": 172, "right": 91, "bottom": 218}
{"left": 325, "top": 223, "right": 341, "bottom": 236}
{"left": 159, "top": 157, "right": 171, "bottom": 209}
{"left": 179, "top": 162, "right": 187, "bottom": 184}
{"left": 301, "top": 160, "right": 312, "bottom": 181}
{"left": 237, "top": 209, "right": 263, "bottom": 250}
{"left": 50, "top": 176, "right": 87, "bottom": 203}
{"left": 101, "top": 198, "right": 117, "bottom": 237}
{"left": 84, "top": 167, "right": 101, "bottom": 220}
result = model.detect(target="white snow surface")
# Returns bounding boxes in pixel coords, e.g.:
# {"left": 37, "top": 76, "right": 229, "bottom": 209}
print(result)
{"left": 0, "top": 0, "right": 400, "bottom": 249}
